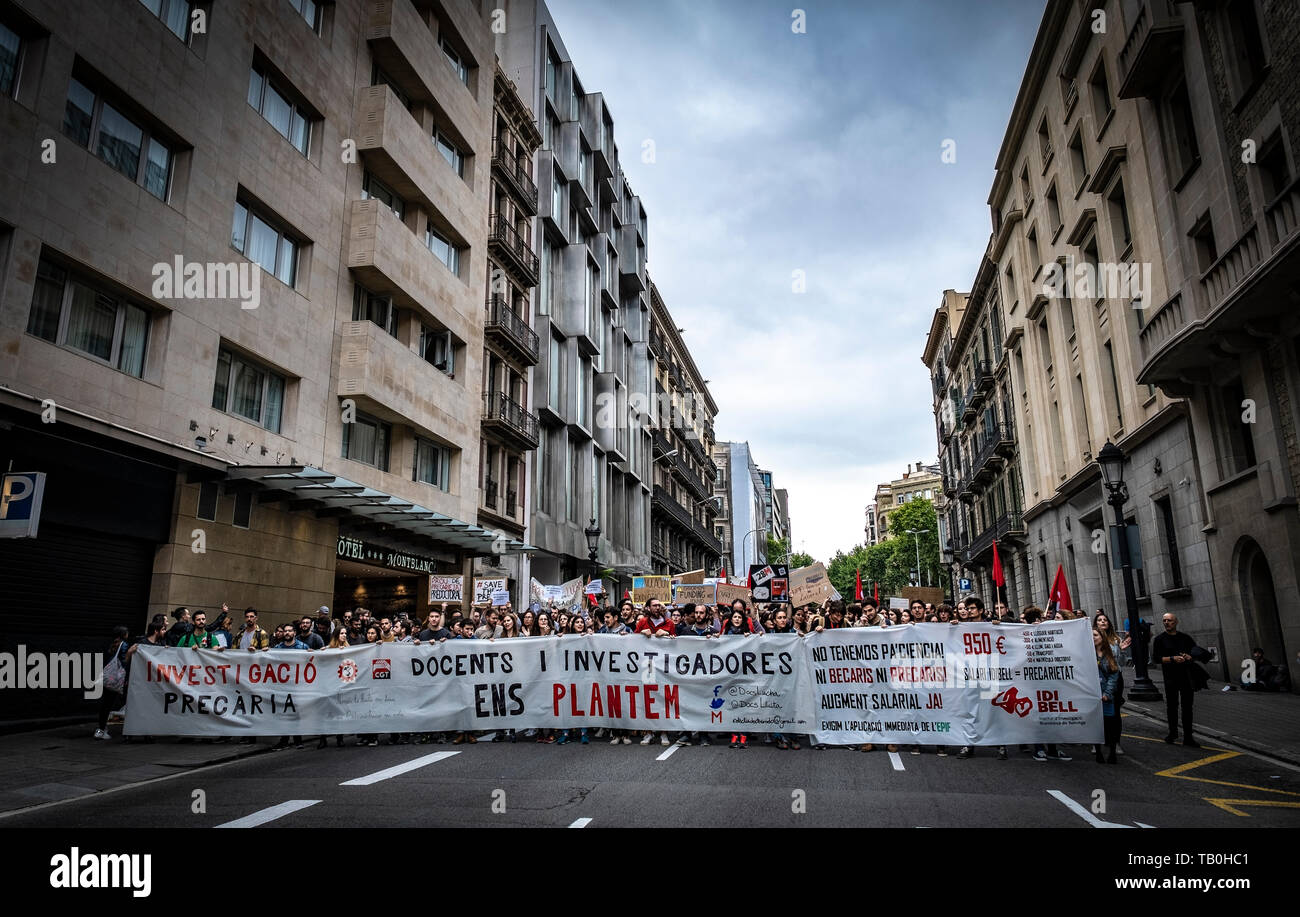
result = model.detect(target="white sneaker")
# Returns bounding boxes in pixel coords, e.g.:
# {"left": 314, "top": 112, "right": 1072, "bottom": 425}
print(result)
{"left": 609, "top": 736, "right": 620, "bottom": 744}
{"left": 93, "top": 729, "right": 109, "bottom": 740}
{"left": 621, "top": 736, "right": 632, "bottom": 745}
{"left": 639, "top": 733, "right": 652, "bottom": 745}
{"left": 660, "top": 733, "right": 670, "bottom": 746}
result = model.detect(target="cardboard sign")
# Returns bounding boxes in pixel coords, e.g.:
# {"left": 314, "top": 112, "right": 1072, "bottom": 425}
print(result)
{"left": 888, "top": 597, "right": 909, "bottom": 611}
{"left": 673, "top": 569, "right": 706, "bottom": 585}
{"left": 672, "top": 583, "right": 718, "bottom": 606}
{"left": 491, "top": 590, "right": 511, "bottom": 606}
{"left": 789, "top": 563, "right": 834, "bottom": 607}
{"left": 714, "top": 583, "right": 752, "bottom": 607}
{"left": 473, "top": 578, "right": 507, "bottom": 605}
{"left": 428, "top": 575, "right": 463, "bottom": 603}
{"left": 901, "top": 586, "right": 945, "bottom": 608}
{"left": 631, "top": 575, "right": 672, "bottom": 604}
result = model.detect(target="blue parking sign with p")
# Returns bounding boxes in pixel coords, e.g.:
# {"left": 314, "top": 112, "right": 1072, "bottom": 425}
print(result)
{"left": 0, "top": 472, "right": 46, "bottom": 538}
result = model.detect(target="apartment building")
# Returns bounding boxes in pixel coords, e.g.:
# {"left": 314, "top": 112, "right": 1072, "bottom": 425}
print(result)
{"left": 865, "top": 503, "right": 880, "bottom": 546}
{"left": 0, "top": 0, "right": 531, "bottom": 720}
{"left": 472, "top": 62, "right": 543, "bottom": 594}
{"left": 924, "top": 0, "right": 1220, "bottom": 647}
{"left": 774, "top": 487, "right": 790, "bottom": 545}
{"left": 648, "top": 282, "right": 721, "bottom": 576}
{"left": 710, "top": 442, "right": 734, "bottom": 574}
{"left": 1122, "top": 0, "right": 1299, "bottom": 683}
{"left": 875, "top": 463, "right": 941, "bottom": 545}
{"left": 715, "top": 441, "right": 767, "bottom": 576}
{"left": 496, "top": 0, "right": 654, "bottom": 595}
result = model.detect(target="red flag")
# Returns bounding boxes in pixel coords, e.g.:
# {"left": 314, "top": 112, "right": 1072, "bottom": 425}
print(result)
{"left": 991, "top": 540, "right": 1005, "bottom": 588}
{"left": 623, "top": 589, "right": 630, "bottom": 601}
{"left": 873, "top": 581, "right": 879, "bottom": 604}
{"left": 1047, "top": 564, "right": 1073, "bottom": 612}
{"left": 719, "top": 564, "right": 727, "bottom": 578}
{"left": 854, "top": 568, "right": 863, "bottom": 601}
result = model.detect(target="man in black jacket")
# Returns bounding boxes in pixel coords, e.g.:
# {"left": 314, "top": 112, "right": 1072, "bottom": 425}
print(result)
{"left": 1151, "top": 613, "right": 1200, "bottom": 747}
{"left": 165, "top": 607, "right": 192, "bottom": 647}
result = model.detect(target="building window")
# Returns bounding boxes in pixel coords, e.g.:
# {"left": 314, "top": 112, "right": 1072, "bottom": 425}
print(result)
{"left": 538, "top": 236, "right": 550, "bottom": 315}
{"left": 425, "top": 226, "right": 459, "bottom": 275}
{"left": 544, "top": 51, "right": 558, "bottom": 105}
{"left": 1102, "top": 340, "right": 1124, "bottom": 433}
{"left": 1190, "top": 211, "right": 1218, "bottom": 274}
{"left": 1221, "top": 0, "right": 1268, "bottom": 97}
{"left": 551, "top": 178, "right": 563, "bottom": 221}
{"left": 342, "top": 412, "right": 390, "bottom": 471}
{"left": 1037, "top": 116, "right": 1052, "bottom": 168}
{"left": 0, "top": 20, "right": 22, "bottom": 98}
{"left": 420, "top": 325, "right": 454, "bottom": 375}
{"left": 1162, "top": 78, "right": 1200, "bottom": 184}
{"left": 197, "top": 481, "right": 219, "bottom": 521}
{"left": 1155, "top": 497, "right": 1183, "bottom": 589}
{"left": 1257, "top": 131, "right": 1292, "bottom": 205}
{"left": 232, "top": 198, "right": 299, "bottom": 287}
{"left": 567, "top": 438, "right": 579, "bottom": 522}
{"left": 26, "top": 258, "right": 150, "bottom": 378}
{"left": 1088, "top": 58, "right": 1111, "bottom": 127}
{"left": 414, "top": 438, "right": 451, "bottom": 491}
{"left": 535, "top": 428, "right": 548, "bottom": 511}
{"left": 232, "top": 490, "right": 253, "bottom": 529}
{"left": 1068, "top": 129, "right": 1087, "bottom": 191}
{"left": 1107, "top": 179, "right": 1131, "bottom": 253}
{"left": 1045, "top": 182, "right": 1062, "bottom": 237}
{"left": 352, "top": 284, "right": 398, "bottom": 337}
{"left": 1026, "top": 225, "right": 1040, "bottom": 275}
{"left": 373, "top": 65, "right": 411, "bottom": 111}
{"left": 211, "top": 346, "right": 285, "bottom": 433}
{"left": 1215, "top": 378, "right": 1257, "bottom": 476}
{"left": 433, "top": 127, "right": 465, "bottom": 178}
{"left": 138, "top": 0, "right": 192, "bottom": 42}
{"left": 577, "top": 356, "right": 589, "bottom": 427}
{"left": 361, "top": 171, "right": 404, "bottom": 219}
{"left": 1020, "top": 165, "right": 1033, "bottom": 210}
{"left": 62, "top": 76, "right": 175, "bottom": 200}
{"left": 548, "top": 334, "right": 562, "bottom": 412}
{"left": 247, "top": 63, "right": 311, "bottom": 155}
{"left": 287, "top": 0, "right": 322, "bottom": 33}
{"left": 440, "top": 34, "right": 468, "bottom": 86}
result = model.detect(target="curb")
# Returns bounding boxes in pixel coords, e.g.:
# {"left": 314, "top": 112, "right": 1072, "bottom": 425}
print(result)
{"left": 1122, "top": 701, "right": 1300, "bottom": 769}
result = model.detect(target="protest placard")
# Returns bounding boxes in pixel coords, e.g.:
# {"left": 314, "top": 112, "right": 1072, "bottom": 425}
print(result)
{"left": 631, "top": 575, "right": 671, "bottom": 604}
{"left": 789, "top": 563, "right": 834, "bottom": 607}
{"left": 672, "top": 583, "right": 718, "bottom": 606}
{"left": 473, "top": 578, "right": 507, "bottom": 605}
{"left": 428, "top": 576, "right": 463, "bottom": 604}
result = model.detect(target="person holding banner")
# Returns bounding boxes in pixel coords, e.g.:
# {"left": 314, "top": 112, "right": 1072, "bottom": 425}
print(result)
{"left": 1094, "top": 628, "right": 1121, "bottom": 764}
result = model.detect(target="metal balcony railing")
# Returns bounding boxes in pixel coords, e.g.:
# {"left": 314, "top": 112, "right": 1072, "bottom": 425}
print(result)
{"left": 485, "top": 294, "right": 539, "bottom": 363}
{"left": 488, "top": 214, "right": 540, "bottom": 283}
{"left": 492, "top": 136, "right": 538, "bottom": 213}
{"left": 482, "top": 390, "right": 539, "bottom": 447}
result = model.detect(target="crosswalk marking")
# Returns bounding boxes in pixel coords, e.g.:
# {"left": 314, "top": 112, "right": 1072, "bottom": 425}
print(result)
{"left": 340, "top": 751, "right": 460, "bottom": 786}
{"left": 216, "top": 799, "right": 320, "bottom": 828}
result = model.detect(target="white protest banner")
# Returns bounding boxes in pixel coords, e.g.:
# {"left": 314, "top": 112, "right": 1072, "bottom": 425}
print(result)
{"left": 491, "top": 590, "right": 511, "bottom": 607}
{"left": 473, "top": 577, "right": 507, "bottom": 605}
{"left": 428, "top": 576, "right": 463, "bottom": 604}
{"left": 542, "top": 585, "right": 565, "bottom": 602}
{"left": 584, "top": 580, "right": 605, "bottom": 596}
{"left": 888, "top": 597, "right": 909, "bottom": 611}
{"left": 805, "top": 619, "right": 1102, "bottom": 746}
{"left": 123, "top": 637, "right": 814, "bottom": 736}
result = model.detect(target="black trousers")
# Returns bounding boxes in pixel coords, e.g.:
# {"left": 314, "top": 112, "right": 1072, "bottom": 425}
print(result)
{"left": 1102, "top": 712, "right": 1122, "bottom": 748}
{"left": 1165, "top": 683, "right": 1194, "bottom": 738}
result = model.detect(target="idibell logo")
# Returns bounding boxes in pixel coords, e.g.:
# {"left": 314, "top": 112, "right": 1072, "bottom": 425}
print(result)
{"left": 991, "top": 686, "right": 1033, "bottom": 718}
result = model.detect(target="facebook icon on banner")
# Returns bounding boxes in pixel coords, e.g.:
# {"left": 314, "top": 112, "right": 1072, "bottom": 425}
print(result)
{"left": 0, "top": 472, "right": 46, "bottom": 539}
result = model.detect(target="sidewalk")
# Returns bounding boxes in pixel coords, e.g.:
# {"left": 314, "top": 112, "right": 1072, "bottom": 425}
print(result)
{"left": 0, "top": 722, "right": 270, "bottom": 817}
{"left": 1122, "top": 669, "right": 1300, "bottom": 767}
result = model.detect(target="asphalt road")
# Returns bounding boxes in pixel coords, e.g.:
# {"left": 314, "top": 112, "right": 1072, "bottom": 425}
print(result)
{"left": 5, "top": 710, "right": 1298, "bottom": 829}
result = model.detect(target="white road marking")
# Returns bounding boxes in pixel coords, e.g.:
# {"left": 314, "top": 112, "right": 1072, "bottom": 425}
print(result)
{"left": 340, "top": 751, "right": 460, "bottom": 786}
{"left": 656, "top": 744, "right": 681, "bottom": 761}
{"left": 216, "top": 799, "right": 320, "bottom": 828}
{"left": 888, "top": 752, "right": 905, "bottom": 771}
{"left": 1047, "top": 789, "right": 1135, "bottom": 828}
{"left": 568, "top": 817, "right": 592, "bottom": 828}
{"left": 478, "top": 732, "right": 496, "bottom": 742}
{"left": 1134, "top": 821, "right": 1156, "bottom": 828}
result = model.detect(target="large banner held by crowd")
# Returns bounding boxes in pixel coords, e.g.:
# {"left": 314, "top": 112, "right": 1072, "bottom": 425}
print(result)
{"left": 123, "top": 622, "right": 1102, "bottom": 743}
{"left": 123, "top": 636, "right": 812, "bottom": 737}
{"left": 806, "top": 620, "right": 1102, "bottom": 745}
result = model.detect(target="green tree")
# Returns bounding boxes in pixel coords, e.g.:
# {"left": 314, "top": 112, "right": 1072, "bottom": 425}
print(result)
{"left": 884, "top": 498, "right": 941, "bottom": 589}
{"left": 826, "top": 545, "right": 872, "bottom": 601}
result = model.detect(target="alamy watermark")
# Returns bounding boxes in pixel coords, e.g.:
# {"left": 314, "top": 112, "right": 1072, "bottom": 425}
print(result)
{"left": 1040, "top": 256, "right": 1151, "bottom": 304}
{"left": 0, "top": 646, "right": 104, "bottom": 699}
{"left": 152, "top": 256, "right": 260, "bottom": 310}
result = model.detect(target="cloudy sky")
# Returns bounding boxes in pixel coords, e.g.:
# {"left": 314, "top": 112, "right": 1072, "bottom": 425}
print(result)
{"left": 547, "top": 0, "right": 1045, "bottom": 562}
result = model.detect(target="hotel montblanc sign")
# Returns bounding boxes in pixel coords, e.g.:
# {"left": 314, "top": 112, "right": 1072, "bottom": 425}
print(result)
{"left": 336, "top": 535, "right": 450, "bottom": 575}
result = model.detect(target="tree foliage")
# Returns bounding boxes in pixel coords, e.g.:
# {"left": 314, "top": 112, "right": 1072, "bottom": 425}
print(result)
{"left": 766, "top": 535, "right": 816, "bottom": 571}
{"left": 825, "top": 498, "right": 943, "bottom": 599}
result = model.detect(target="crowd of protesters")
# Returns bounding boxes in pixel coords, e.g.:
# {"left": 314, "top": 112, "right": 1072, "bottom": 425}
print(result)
{"left": 97, "top": 594, "right": 1139, "bottom": 763}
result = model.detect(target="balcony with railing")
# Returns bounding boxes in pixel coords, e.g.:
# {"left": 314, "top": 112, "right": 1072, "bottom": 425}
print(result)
{"left": 974, "top": 359, "right": 994, "bottom": 394}
{"left": 1117, "top": 0, "right": 1184, "bottom": 100}
{"left": 968, "top": 510, "right": 1028, "bottom": 565}
{"left": 972, "top": 421, "right": 1015, "bottom": 484}
{"left": 482, "top": 390, "right": 539, "bottom": 450}
{"left": 492, "top": 135, "right": 538, "bottom": 214}
{"left": 485, "top": 294, "right": 539, "bottom": 365}
{"left": 653, "top": 483, "right": 697, "bottom": 532}
{"left": 961, "top": 385, "right": 978, "bottom": 425}
{"left": 671, "top": 451, "right": 711, "bottom": 502}
{"left": 488, "top": 214, "right": 539, "bottom": 285}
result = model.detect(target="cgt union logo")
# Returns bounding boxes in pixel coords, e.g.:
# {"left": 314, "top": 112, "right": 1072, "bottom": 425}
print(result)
{"left": 337, "top": 659, "right": 359, "bottom": 684}
{"left": 372, "top": 658, "right": 392, "bottom": 680}
{"left": 991, "top": 686, "right": 1033, "bottom": 718}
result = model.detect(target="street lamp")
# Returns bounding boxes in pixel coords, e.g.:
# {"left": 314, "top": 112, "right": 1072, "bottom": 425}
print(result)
{"left": 1096, "top": 441, "right": 1161, "bottom": 701}
{"left": 905, "top": 529, "right": 925, "bottom": 586}
{"left": 584, "top": 517, "right": 601, "bottom": 574}
{"left": 740, "top": 527, "right": 766, "bottom": 574}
